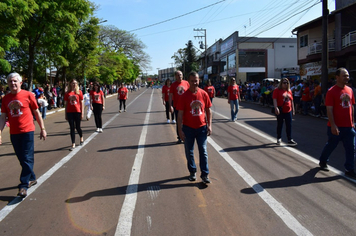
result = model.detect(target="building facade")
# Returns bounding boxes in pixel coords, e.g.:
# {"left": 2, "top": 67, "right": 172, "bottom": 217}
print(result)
{"left": 292, "top": 1, "right": 356, "bottom": 82}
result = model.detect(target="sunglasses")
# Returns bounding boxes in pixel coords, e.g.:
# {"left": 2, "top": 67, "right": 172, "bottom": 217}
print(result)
{"left": 283, "top": 81, "right": 289, "bottom": 84}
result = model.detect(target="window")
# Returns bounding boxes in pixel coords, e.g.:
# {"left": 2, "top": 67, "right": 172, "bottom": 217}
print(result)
{"left": 289, "top": 45, "right": 294, "bottom": 48}
{"left": 238, "top": 51, "right": 265, "bottom": 67}
{"left": 228, "top": 53, "right": 236, "bottom": 69}
{"left": 300, "top": 35, "right": 308, "bottom": 48}
{"left": 220, "top": 56, "right": 227, "bottom": 72}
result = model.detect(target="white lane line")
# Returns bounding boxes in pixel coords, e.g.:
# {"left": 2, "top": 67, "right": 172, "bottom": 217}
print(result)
{"left": 208, "top": 137, "right": 313, "bottom": 236}
{"left": 0, "top": 90, "right": 148, "bottom": 222}
{"left": 213, "top": 111, "right": 356, "bottom": 183}
{"left": 115, "top": 89, "right": 154, "bottom": 236}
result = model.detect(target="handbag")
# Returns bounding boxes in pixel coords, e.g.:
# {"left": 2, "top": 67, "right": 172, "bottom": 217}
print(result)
{"left": 271, "top": 100, "right": 286, "bottom": 115}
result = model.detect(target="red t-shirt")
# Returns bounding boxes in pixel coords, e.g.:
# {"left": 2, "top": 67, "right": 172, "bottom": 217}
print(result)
{"left": 204, "top": 86, "right": 215, "bottom": 98}
{"left": 325, "top": 85, "right": 355, "bottom": 127}
{"left": 228, "top": 85, "right": 239, "bottom": 100}
{"left": 176, "top": 88, "right": 212, "bottom": 129}
{"left": 272, "top": 88, "right": 293, "bottom": 113}
{"left": 162, "top": 85, "right": 170, "bottom": 102}
{"left": 90, "top": 90, "right": 104, "bottom": 104}
{"left": 1, "top": 90, "right": 38, "bottom": 134}
{"left": 64, "top": 90, "right": 83, "bottom": 113}
{"left": 301, "top": 87, "right": 311, "bottom": 101}
{"left": 170, "top": 80, "right": 190, "bottom": 107}
{"left": 118, "top": 87, "right": 128, "bottom": 100}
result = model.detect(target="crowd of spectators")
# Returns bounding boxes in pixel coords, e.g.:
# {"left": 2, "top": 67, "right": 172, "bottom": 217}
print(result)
{"left": 210, "top": 77, "right": 356, "bottom": 119}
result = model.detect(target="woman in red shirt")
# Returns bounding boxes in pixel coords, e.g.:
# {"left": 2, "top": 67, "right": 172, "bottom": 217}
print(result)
{"left": 204, "top": 80, "right": 215, "bottom": 103}
{"left": 117, "top": 82, "right": 128, "bottom": 112}
{"left": 90, "top": 82, "right": 105, "bottom": 133}
{"left": 64, "top": 79, "right": 84, "bottom": 150}
{"left": 272, "top": 78, "right": 297, "bottom": 146}
{"left": 162, "top": 79, "right": 174, "bottom": 123}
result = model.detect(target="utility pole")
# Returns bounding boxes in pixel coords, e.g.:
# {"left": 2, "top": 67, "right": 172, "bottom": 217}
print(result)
{"left": 321, "top": 0, "right": 329, "bottom": 94}
{"left": 194, "top": 28, "right": 207, "bottom": 81}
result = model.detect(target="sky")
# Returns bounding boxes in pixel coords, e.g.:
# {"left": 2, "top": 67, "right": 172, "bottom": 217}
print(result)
{"left": 90, "top": 0, "right": 336, "bottom": 75}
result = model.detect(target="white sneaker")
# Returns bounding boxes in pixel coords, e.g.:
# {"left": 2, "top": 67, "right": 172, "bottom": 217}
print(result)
{"left": 167, "top": 119, "right": 170, "bottom": 123}
{"left": 172, "top": 120, "right": 176, "bottom": 124}
{"left": 124, "top": 109, "right": 127, "bottom": 112}
{"left": 277, "top": 139, "right": 281, "bottom": 145}
{"left": 96, "top": 128, "right": 100, "bottom": 132}
{"left": 99, "top": 128, "right": 103, "bottom": 133}
{"left": 119, "top": 110, "right": 121, "bottom": 113}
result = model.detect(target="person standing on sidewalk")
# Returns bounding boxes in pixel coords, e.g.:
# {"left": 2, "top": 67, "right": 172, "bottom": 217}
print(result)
{"left": 177, "top": 71, "right": 212, "bottom": 184}
{"left": 169, "top": 70, "right": 190, "bottom": 144}
{"left": 64, "top": 79, "right": 84, "bottom": 151}
{"left": 0, "top": 72, "right": 46, "bottom": 198}
{"left": 272, "top": 78, "right": 297, "bottom": 146}
{"left": 162, "top": 79, "right": 175, "bottom": 123}
{"left": 90, "top": 82, "right": 105, "bottom": 133}
{"left": 118, "top": 82, "right": 128, "bottom": 112}
{"left": 227, "top": 77, "right": 241, "bottom": 121}
{"left": 319, "top": 68, "right": 356, "bottom": 179}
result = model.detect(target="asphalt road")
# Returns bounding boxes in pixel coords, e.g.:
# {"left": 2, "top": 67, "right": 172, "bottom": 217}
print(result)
{"left": 0, "top": 88, "right": 355, "bottom": 236}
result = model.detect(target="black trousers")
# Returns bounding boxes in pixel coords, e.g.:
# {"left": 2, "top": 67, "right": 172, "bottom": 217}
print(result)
{"left": 119, "top": 99, "right": 126, "bottom": 110}
{"left": 165, "top": 102, "right": 174, "bottom": 120}
{"left": 92, "top": 103, "right": 103, "bottom": 128}
{"left": 67, "top": 112, "right": 83, "bottom": 144}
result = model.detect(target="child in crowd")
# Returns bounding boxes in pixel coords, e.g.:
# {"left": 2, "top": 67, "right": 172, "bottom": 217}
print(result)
{"left": 37, "top": 92, "right": 48, "bottom": 120}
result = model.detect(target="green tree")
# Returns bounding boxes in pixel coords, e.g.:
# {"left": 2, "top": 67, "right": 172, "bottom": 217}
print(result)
{"left": 99, "top": 25, "right": 151, "bottom": 71}
{"left": 0, "top": 0, "right": 37, "bottom": 74}
{"left": 171, "top": 40, "right": 199, "bottom": 79}
{"left": 15, "top": 0, "right": 92, "bottom": 90}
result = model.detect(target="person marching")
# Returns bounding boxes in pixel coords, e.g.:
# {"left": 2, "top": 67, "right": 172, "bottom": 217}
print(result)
{"left": 118, "top": 82, "right": 128, "bottom": 112}
{"left": 169, "top": 70, "right": 190, "bottom": 144}
{"left": 177, "top": 71, "right": 212, "bottom": 184}
{"left": 272, "top": 78, "right": 297, "bottom": 146}
{"left": 204, "top": 79, "right": 215, "bottom": 103}
{"left": 227, "top": 77, "right": 241, "bottom": 121}
{"left": 90, "top": 82, "right": 105, "bottom": 133}
{"left": 0, "top": 72, "right": 46, "bottom": 198}
{"left": 319, "top": 68, "right": 356, "bottom": 179}
{"left": 162, "top": 79, "right": 175, "bottom": 123}
{"left": 64, "top": 79, "right": 84, "bottom": 151}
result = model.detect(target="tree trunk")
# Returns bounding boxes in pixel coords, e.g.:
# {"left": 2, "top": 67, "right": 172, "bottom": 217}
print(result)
{"left": 27, "top": 42, "right": 35, "bottom": 91}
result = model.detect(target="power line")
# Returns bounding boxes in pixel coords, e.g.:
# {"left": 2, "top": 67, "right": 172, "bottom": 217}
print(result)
{"left": 128, "top": 0, "right": 226, "bottom": 32}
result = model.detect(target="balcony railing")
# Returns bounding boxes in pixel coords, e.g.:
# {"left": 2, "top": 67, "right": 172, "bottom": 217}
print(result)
{"left": 308, "top": 39, "right": 335, "bottom": 55}
{"left": 342, "top": 30, "right": 356, "bottom": 48}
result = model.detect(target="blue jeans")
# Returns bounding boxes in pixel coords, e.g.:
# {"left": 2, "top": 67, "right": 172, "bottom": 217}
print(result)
{"left": 319, "top": 127, "right": 356, "bottom": 171}
{"left": 230, "top": 99, "right": 239, "bottom": 120}
{"left": 10, "top": 131, "right": 36, "bottom": 190}
{"left": 277, "top": 111, "right": 292, "bottom": 140}
{"left": 182, "top": 125, "right": 209, "bottom": 177}
{"left": 40, "top": 106, "right": 47, "bottom": 119}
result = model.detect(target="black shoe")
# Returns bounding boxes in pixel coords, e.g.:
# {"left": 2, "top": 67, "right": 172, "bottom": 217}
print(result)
{"left": 177, "top": 139, "right": 182, "bottom": 144}
{"left": 28, "top": 180, "right": 37, "bottom": 188}
{"left": 319, "top": 162, "right": 329, "bottom": 171}
{"left": 188, "top": 172, "right": 196, "bottom": 181}
{"left": 287, "top": 139, "right": 297, "bottom": 146}
{"left": 17, "top": 188, "right": 27, "bottom": 198}
{"left": 345, "top": 170, "right": 356, "bottom": 179}
{"left": 201, "top": 176, "right": 211, "bottom": 184}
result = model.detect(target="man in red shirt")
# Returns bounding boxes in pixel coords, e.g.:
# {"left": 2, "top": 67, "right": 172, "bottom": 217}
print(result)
{"left": 169, "top": 70, "right": 190, "bottom": 143}
{"left": 319, "top": 68, "right": 356, "bottom": 179}
{"left": 177, "top": 71, "right": 212, "bottom": 184}
{"left": 0, "top": 73, "right": 47, "bottom": 198}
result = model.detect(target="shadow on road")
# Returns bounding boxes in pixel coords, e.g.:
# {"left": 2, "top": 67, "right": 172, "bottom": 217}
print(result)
{"left": 97, "top": 141, "right": 177, "bottom": 152}
{"left": 65, "top": 176, "right": 207, "bottom": 203}
{"left": 240, "top": 168, "right": 342, "bottom": 194}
